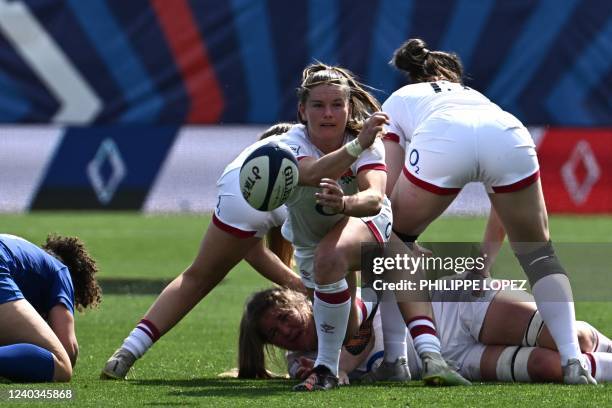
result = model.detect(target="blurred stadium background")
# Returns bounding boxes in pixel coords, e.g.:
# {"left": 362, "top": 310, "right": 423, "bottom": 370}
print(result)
{"left": 0, "top": 0, "right": 609, "bottom": 216}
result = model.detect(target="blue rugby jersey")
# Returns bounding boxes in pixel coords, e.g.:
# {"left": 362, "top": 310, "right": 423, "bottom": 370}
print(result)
{"left": 0, "top": 234, "right": 74, "bottom": 316}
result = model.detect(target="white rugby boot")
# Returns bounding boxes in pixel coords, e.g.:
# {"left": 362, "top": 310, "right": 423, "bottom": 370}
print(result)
{"left": 421, "top": 352, "right": 471, "bottom": 386}
{"left": 360, "top": 357, "right": 411, "bottom": 383}
{"left": 100, "top": 347, "right": 137, "bottom": 380}
{"left": 562, "top": 358, "right": 597, "bottom": 385}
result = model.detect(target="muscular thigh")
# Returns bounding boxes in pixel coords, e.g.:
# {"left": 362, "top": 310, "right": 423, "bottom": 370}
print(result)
{"left": 317, "top": 217, "right": 375, "bottom": 272}
{"left": 479, "top": 289, "right": 536, "bottom": 344}
{"left": 0, "top": 299, "right": 67, "bottom": 360}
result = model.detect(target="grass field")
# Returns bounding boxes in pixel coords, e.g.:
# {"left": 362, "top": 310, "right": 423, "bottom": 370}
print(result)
{"left": 1, "top": 212, "right": 611, "bottom": 407}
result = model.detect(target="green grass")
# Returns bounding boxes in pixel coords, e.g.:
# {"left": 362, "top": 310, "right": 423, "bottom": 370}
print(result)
{"left": 1, "top": 212, "right": 611, "bottom": 407}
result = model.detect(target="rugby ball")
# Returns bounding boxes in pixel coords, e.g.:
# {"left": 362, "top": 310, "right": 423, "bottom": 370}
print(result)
{"left": 239, "top": 142, "right": 299, "bottom": 211}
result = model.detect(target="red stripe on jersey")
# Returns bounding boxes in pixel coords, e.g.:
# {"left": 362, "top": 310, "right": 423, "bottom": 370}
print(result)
{"left": 406, "top": 315, "right": 436, "bottom": 326}
{"left": 139, "top": 319, "right": 161, "bottom": 341}
{"left": 212, "top": 214, "right": 257, "bottom": 238}
{"left": 409, "top": 326, "right": 437, "bottom": 338}
{"left": 297, "top": 156, "right": 308, "bottom": 161}
{"left": 151, "top": 0, "right": 223, "bottom": 123}
{"left": 356, "top": 297, "right": 368, "bottom": 322}
{"left": 585, "top": 352, "right": 597, "bottom": 377}
{"left": 403, "top": 167, "right": 461, "bottom": 195}
{"left": 357, "top": 163, "right": 387, "bottom": 173}
{"left": 315, "top": 289, "right": 351, "bottom": 305}
{"left": 341, "top": 169, "right": 355, "bottom": 178}
{"left": 383, "top": 132, "right": 400, "bottom": 143}
{"left": 492, "top": 170, "right": 540, "bottom": 193}
{"left": 365, "top": 220, "right": 384, "bottom": 244}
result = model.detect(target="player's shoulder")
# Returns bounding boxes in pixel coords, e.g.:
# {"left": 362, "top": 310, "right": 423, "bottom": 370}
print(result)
{"left": 383, "top": 83, "right": 428, "bottom": 111}
{"left": 279, "top": 124, "right": 311, "bottom": 157}
{"left": 280, "top": 124, "right": 307, "bottom": 142}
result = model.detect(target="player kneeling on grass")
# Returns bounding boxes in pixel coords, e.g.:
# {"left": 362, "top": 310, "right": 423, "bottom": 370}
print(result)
{"left": 238, "top": 281, "right": 612, "bottom": 385}
{"left": 0, "top": 234, "right": 101, "bottom": 382}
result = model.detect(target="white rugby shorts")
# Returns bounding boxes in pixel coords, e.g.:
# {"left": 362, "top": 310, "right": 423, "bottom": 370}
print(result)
{"left": 403, "top": 109, "right": 540, "bottom": 195}
{"left": 433, "top": 284, "right": 499, "bottom": 380}
{"left": 212, "top": 168, "right": 287, "bottom": 238}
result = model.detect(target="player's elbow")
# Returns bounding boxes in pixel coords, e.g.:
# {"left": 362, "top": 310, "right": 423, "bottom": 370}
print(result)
{"left": 364, "top": 191, "right": 384, "bottom": 215}
{"left": 576, "top": 321, "right": 595, "bottom": 352}
{"left": 68, "top": 342, "right": 79, "bottom": 367}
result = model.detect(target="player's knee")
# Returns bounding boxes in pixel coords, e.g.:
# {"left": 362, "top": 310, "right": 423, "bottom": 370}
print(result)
{"left": 313, "top": 247, "right": 347, "bottom": 282}
{"left": 576, "top": 322, "right": 595, "bottom": 352}
{"left": 182, "top": 265, "right": 213, "bottom": 294}
{"left": 527, "top": 350, "right": 560, "bottom": 382}
{"left": 52, "top": 355, "right": 73, "bottom": 382}
{"left": 515, "top": 241, "right": 567, "bottom": 287}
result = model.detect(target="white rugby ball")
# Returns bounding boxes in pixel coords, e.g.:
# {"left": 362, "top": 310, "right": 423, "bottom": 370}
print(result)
{"left": 239, "top": 142, "right": 299, "bottom": 211}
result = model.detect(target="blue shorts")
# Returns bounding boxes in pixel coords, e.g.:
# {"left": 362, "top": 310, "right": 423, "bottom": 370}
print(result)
{"left": 0, "top": 271, "right": 24, "bottom": 305}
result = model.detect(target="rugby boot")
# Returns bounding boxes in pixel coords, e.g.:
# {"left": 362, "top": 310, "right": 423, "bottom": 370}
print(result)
{"left": 421, "top": 351, "right": 471, "bottom": 386}
{"left": 360, "top": 357, "right": 411, "bottom": 382}
{"left": 562, "top": 357, "right": 597, "bottom": 385}
{"left": 100, "top": 347, "right": 136, "bottom": 380}
{"left": 293, "top": 365, "right": 339, "bottom": 391}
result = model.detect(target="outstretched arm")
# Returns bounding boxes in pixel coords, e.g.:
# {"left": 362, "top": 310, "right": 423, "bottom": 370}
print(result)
{"left": 297, "top": 113, "right": 389, "bottom": 186}
{"left": 245, "top": 240, "right": 304, "bottom": 292}
{"left": 480, "top": 207, "right": 507, "bottom": 277}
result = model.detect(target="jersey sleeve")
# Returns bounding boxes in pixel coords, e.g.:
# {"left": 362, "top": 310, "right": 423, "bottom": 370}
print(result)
{"left": 47, "top": 266, "right": 75, "bottom": 314}
{"left": 382, "top": 94, "right": 411, "bottom": 149}
{"left": 354, "top": 138, "right": 387, "bottom": 174}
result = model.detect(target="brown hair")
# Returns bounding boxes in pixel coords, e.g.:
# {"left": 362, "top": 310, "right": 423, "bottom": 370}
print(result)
{"left": 238, "top": 287, "right": 311, "bottom": 378}
{"left": 391, "top": 38, "right": 463, "bottom": 84}
{"left": 43, "top": 234, "right": 101, "bottom": 312}
{"left": 296, "top": 63, "right": 381, "bottom": 135}
{"left": 258, "top": 122, "right": 295, "bottom": 141}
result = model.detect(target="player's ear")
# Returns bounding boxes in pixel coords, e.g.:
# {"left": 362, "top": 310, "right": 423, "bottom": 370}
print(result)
{"left": 298, "top": 103, "right": 306, "bottom": 123}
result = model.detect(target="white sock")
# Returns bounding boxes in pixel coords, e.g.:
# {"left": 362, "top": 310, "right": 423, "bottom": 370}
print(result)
{"left": 584, "top": 352, "right": 612, "bottom": 382}
{"left": 380, "top": 291, "right": 407, "bottom": 363}
{"left": 122, "top": 319, "right": 159, "bottom": 359}
{"left": 313, "top": 279, "right": 351, "bottom": 376}
{"left": 532, "top": 274, "right": 580, "bottom": 364}
{"left": 406, "top": 316, "right": 441, "bottom": 356}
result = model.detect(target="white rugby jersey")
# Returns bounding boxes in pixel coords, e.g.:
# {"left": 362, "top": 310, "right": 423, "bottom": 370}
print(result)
{"left": 382, "top": 81, "right": 502, "bottom": 149}
{"left": 279, "top": 125, "right": 386, "bottom": 248}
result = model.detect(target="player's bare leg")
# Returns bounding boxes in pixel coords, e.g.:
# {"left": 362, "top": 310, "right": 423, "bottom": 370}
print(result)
{"left": 490, "top": 180, "right": 595, "bottom": 384}
{"left": 0, "top": 300, "right": 72, "bottom": 382}
{"left": 101, "top": 223, "right": 261, "bottom": 379}
{"left": 389, "top": 181, "right": 471, "bottom": 386}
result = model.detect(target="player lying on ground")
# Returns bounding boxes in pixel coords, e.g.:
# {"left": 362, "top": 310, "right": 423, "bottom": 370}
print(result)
{"left": 0, "top": 234, "right": 101, "bottom": 382}
{"left": 101, "top": 124, "right": 304, "bottom": 380}
{"left": 238, "top": 280, "right": 612, "bottom": 384}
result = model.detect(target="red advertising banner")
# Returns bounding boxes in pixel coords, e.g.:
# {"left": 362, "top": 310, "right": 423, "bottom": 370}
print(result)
{"left": 537, "top": 128, "right": 612, "bottom": 213}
